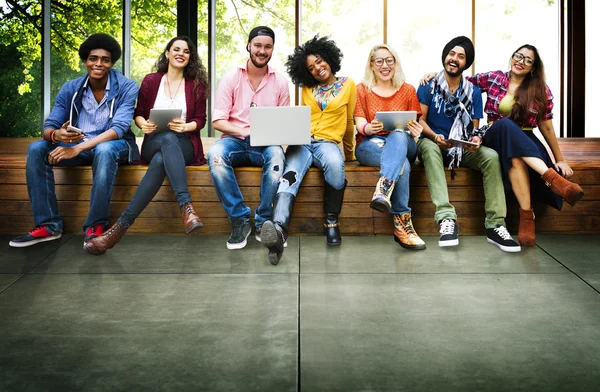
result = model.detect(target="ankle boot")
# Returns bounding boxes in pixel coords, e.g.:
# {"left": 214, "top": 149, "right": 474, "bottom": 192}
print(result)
{"left": 261, "top": 192, "right": 295, "bottom": 265}
{"left": 83, "top": 219, "right": 130, "bottom": 255}
{"left": 370, "top": 176, "right": 396, "bottom": 213}
{"left": 393, "top": 212, "right": 426, "bottom": 250}
{"left": 541, "top": 168, "right": 584, "bottom": 206}
{"left": 518, "top": 208, "right": 536, "bottom": 246}
{"left": 323, "top": 180, "right": 347, "bottom": 246}
{"left": 181, "top": 202, "right": 203, "bottom": 234}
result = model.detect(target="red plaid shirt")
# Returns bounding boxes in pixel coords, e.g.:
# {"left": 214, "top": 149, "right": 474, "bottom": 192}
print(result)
{"left": 467, "top": 70, "right": 553, "bottom": 129}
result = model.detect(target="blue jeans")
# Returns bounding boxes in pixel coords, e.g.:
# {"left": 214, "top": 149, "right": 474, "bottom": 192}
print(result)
{"left": 26, "top": 139, "right": 130, "bottom": 234}
{"left": 277, "top": 139, "right": 346, "bottom": 196}
{"left": 120, "top": 132, "right": 194, "bottom": 226}
{"left": 355, "top": 130, "right": 417, "bottom": 214}
{"left": 208, "top": 137, "right": 284, "bottom": 227}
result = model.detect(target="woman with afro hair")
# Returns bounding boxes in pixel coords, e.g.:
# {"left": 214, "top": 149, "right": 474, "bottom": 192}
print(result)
{"left": 260, "top": 35, "right": 356, "bottom": 265}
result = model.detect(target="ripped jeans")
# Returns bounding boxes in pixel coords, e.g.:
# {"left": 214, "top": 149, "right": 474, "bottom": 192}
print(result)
{"left": 355, "top": 130, "right": 417, "bottom": 214}
{"left": 208, "top": 136, "right": 284, "bottom": 228}
{"left": 277, "top": 139, "right": 346, "bottom": 196}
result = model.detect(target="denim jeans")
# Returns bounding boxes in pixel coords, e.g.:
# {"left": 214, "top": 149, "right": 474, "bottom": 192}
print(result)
{"left": 417, "top": 137, "right": 507, "bottom": 228}
{"left": 277, "top": 139, "right": 346, "bottom": 196}
{"left": 355, "top": 130, "right": 417, "bottom": 214}
{"left": 120, "top": 132, "right": 194, "bottom": 226}
{"left": 208, "top": 136, "right": 284, "bottom": 228}
{"left": 26, "top": 138, "right": 130, "bottom": 234}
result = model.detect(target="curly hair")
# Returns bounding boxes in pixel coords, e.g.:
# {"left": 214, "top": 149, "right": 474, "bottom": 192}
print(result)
{"left": 285, "top": 35, "right": 343, "bottom": 88}
{"left": 78, "top": 33, "right": 121, "bottom": 63}
{"left": 509, "top": 44, "right": 547, "bottom": 123}
{"left": 155, "top": 36, "right": 210, "bottom": 99}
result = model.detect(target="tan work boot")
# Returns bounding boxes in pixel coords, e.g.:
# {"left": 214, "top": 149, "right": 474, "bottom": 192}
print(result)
{"left": 370, "top": 177, "right": 396, "bottom": 213}
{"left": 393, "top": 212, "right": 426, "bottom": 250}
{"left": 181, "top": 202, "right": 203, "bottom": 234}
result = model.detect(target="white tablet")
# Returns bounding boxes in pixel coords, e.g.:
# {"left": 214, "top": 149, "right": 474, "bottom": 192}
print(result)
{"left": 375, "top": 111, "right": 417, "bottom": 131}
{"left": 149, "top": 108, "right": 183, "bottom": 133}
{"left": 447, "top": 138, "right": 481, "bottom": 148}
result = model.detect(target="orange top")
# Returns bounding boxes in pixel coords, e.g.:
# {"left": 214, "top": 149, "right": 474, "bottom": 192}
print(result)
{"left": 354, "top": 82, "right": 422, "bottom": 146}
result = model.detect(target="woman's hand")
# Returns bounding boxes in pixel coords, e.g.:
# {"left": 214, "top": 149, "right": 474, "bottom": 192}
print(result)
{"left": 555, "top": 161, "right": 574, "bottom": 178}
{"left": 366, "top": 119, "right": 383, "bottom": 135}
{"left": 141, "top": 119, "right": 158, "bottom": 134}
{"left": 419, "top": 72, "right": 437, "bottom": 86}
{"left": 406, "top": 120, "right": 423, "bottom": 138}
{"left": 168, "top": 119, "right": 186, "bottom": 133}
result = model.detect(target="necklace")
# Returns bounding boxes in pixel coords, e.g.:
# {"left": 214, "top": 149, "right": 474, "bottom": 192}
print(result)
{"left": 166, "top": 76, "right": 184, "bottom": 107}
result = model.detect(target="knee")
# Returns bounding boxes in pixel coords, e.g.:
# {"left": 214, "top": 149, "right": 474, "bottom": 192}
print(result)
{"left": 94, "top": 142, "right": 119, "bottom": 164}
{"left": 511, "top": 157, "right": 527, "bottom": 169}
{"left": 265, "top": 147, "right": 284, "bottom": 167}
{"left": 160, "top": 132, "right": 179, "bottom": 146}
{"left": 27, "top": 140, "right": 51, "bottom": 160}
{"left": 479, "top": 147, "right": 500, "bottom": 165}
{"left": 207, "top": 144, "right": 228, "bottom": 168}
{"left": 148, "top": 152, "right": 165, "bottom": 168}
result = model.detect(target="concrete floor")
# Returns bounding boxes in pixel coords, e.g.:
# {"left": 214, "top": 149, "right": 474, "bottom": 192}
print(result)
{"left": 1, "top": 233, "right": 599, "bottom": 391}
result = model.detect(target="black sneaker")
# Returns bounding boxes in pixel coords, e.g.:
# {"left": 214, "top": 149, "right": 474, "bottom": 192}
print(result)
{"left": 9, "top": 225, "right": 62, "bottom": 248}
{"left": 487, "top": 226, "right": 521, "bottom": 253}
{"left": 227, "top": 219, "right": 251, "bottom": 250}
{"left": 439, "top": 218, "right": 459, "bottom": 247}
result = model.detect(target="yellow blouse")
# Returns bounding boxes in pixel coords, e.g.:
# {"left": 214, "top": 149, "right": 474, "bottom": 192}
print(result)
{"left": 302, "top": 77, "right": 357, "bottom": 160}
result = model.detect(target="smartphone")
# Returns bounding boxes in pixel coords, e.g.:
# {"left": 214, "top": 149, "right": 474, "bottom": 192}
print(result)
{"left": 67, "top": 125, "right": 83, "bottom": 134}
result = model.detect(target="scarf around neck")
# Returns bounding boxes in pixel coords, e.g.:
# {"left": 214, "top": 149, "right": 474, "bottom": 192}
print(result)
{"left": 430, "top": 71, "right": 474, "bottom": 169}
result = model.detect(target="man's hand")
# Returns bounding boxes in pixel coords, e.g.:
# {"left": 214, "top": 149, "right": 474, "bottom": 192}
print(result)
{"left": 55, "top": 121, "right": 85, "bottom": 144}
{"left": 48, "top": 145, "right": 82, "bottom": 165}
{"left": 434, "top": 134, "right": 452, "bottom": 150}
{"left": 465, "top": 136, "right": 482, "bottom": 152}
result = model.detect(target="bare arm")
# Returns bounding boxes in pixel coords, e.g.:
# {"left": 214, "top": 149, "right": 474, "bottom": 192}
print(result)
{"left": 538, "top": 119, "right": 573, "bottom": 177}
{"left": 212, "top": 119, "right": 249, "bottom": 138}
{"left": 418, "top": 103, "right": 452, "bottom": 150}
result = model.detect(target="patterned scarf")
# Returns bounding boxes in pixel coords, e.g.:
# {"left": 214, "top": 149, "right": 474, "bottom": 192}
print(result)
{"left": 430, "top": 71, "right": 474, "bottom": 169}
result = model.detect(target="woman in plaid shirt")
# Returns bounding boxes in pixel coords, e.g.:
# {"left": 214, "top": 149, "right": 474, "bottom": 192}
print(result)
{"left": 466, "top": 44, "right": 584, "bottom": 247}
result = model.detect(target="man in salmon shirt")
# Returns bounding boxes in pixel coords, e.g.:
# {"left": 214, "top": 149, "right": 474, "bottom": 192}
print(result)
{"left": 208, "top": 26, "right": 290, "bottom": 250}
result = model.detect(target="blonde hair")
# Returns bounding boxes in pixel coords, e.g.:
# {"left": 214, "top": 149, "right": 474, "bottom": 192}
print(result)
{"left": 362, "top": 44, "right": 406, "bottom": 91}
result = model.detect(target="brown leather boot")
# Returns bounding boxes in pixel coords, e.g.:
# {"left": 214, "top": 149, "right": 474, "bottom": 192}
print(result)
{"left": 83, "top": 220, "right": 129, "bottom": 255}
{"left": 393, "top": 212, "right": 426, "bottom": 250}
{"left": 181, "top": 202, "right": 203, "bottom": 234}
{"left": 541, "top": 168, "right": 584, "bottom": 206}
{"left": 518, "top": 208, "right": 536, "bottom": 246}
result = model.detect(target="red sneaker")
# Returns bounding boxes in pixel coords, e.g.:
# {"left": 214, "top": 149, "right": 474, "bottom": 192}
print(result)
{"left": 84, "top": 224, "right": 105, "bottom": 242}
{"left": 9, "top": 226, "right": 62, "bottom": 248}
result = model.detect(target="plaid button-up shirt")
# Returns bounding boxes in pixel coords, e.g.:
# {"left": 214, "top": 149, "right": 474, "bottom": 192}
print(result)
{"left": 468, "top": 70, "right": 553, "bottom": 129}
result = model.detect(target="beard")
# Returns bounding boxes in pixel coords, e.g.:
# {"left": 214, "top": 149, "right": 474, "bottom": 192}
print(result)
{"left": 444, "top": 60, "right": 465, "bottom": 77}
{"left": 250, "top": 52, "right": 271, "bottom": 68}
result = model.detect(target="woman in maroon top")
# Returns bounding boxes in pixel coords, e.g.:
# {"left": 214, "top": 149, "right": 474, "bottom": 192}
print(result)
{"left": 85, "top": 36, "right": 209, "bottom": 255}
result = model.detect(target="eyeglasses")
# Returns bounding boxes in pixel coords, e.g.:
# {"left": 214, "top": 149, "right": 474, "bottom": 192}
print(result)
{"left": 373, "top": 57, "right": 395, "bottom": 67}
{"left": 512, "top": 52, "right": 534, "bottom": 67}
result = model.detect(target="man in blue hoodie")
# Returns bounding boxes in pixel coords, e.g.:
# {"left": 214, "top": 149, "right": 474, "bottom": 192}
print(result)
{"left": 9, "top": 34, "right": 140, "bottom": 248}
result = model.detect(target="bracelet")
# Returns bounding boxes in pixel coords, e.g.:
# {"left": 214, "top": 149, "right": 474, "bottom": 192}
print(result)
{"left": 50, "top": 129, "right": 58, "bottom": 144}
{"left": 361, "top": 123, "right": 368, "bottom": 135}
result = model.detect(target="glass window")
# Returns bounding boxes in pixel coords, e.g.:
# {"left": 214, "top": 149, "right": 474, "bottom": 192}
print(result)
{"left": 387, "top": 0, "right": 471, "bottom": 88}
{"left": 0, "top": 1, "right": 43, "bottom": 136}
{"left": 475, "top": 1, "right": 560, "bottom": 134}
{"left": 301, "top": 0, "right": 384, "bottom": 88}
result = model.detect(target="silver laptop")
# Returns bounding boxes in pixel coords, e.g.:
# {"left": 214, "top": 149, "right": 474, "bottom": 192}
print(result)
{"left": 250, "top": 106, "right": 311, "bottom": 146}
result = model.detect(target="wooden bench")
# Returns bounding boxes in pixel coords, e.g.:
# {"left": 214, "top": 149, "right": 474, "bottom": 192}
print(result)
{"left": 1, "top": 137, "right": 599, "bottom": 236}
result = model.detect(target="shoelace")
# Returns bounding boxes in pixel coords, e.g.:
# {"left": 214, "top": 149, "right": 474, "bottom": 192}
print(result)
{"left": 104, "top": 222, "right": 125, "bottom": 240}
{"left": 439, "top": 219, "right": 455, "bottom": 235}
{"left": 183, "top": 204, "right": 194, "bottom": 216}
{"left": 402, "top": 216, "right": 417, "bottom": 235}
{"left": 494, "top": 226, "right": 512, "bottom": 240}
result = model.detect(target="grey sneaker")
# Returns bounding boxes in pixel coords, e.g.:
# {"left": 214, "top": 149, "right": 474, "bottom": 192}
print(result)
{"left": 439, "top": 218, "right": 459, "bottom": 247}
{"left": 227, "top": 219, "right": 251, "bottom": 250}
{"left": 255, "top": 225, "right": 287, "bottom": 247}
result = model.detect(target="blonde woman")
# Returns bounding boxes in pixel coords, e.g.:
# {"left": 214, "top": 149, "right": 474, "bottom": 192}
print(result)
{"left": 354, "top": 44, "right": 425, "bottom": 250}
